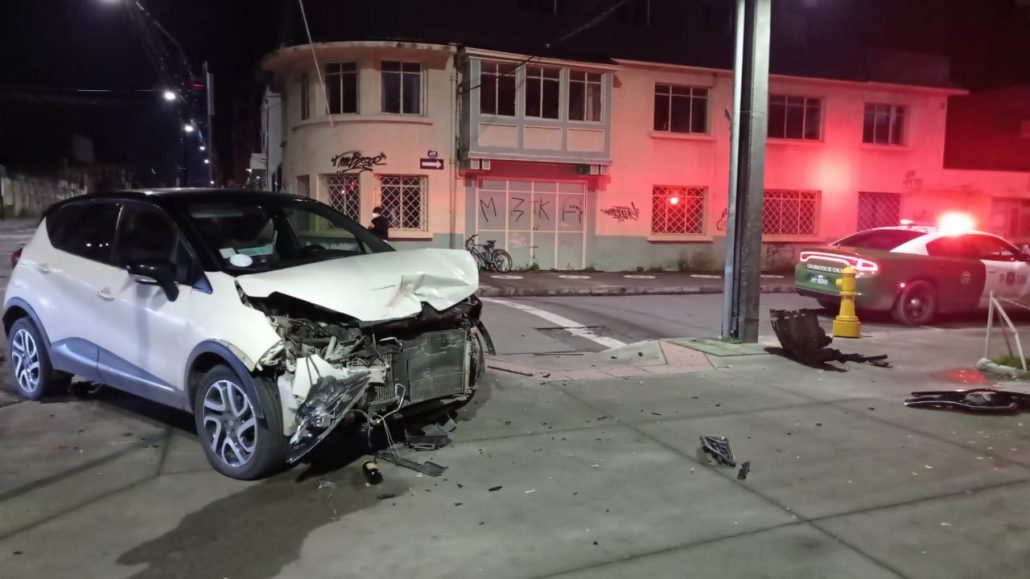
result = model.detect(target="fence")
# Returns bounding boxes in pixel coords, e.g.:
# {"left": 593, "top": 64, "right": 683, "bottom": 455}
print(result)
{"left": 0, "top": 175, "right": 85, "bottom": 218}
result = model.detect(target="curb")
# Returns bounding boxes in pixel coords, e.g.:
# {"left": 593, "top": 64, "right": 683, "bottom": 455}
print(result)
{"left": 976, "top": 357, "right": 1030, "bottom": 380}
{"left": 476, "top": 284, "right": 795, "bottom": 298}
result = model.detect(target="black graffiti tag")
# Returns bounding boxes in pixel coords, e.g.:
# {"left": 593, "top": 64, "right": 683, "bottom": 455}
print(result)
{"left": 479, "top": 197, "right": 498, "bottom": 223}
{"left": 601, "top": 202, "right": 640, "bottom": 223}
{"left": 511, "top": 196, "right": 526, "bottom": 224}
{"left": 331, "top": 151, "right": 387, "bottom": 174}
{"left": 716, "top": 208, "right": 728, "bottom": 232}
{"left": 562, "top": 199, "right": 583, "bottom": 225}
{"left": 534, "top": 199, "right": 551, "bottom": 222}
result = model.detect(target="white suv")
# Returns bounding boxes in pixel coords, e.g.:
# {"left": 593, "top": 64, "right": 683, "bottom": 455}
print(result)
{"left": 4, "top": 190, "right": 490, "bottom": 479}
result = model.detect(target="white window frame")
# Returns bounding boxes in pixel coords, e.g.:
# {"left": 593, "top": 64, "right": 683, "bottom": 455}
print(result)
{"left": 768, "top": 94, "right": 821, "bottom": 140}
{"left": 863, "top": 103, "right": 906, "bottom": 146}
{"left": 568, "top": 70, "right": 603, "bottom": 123}
{"left": 325, "top": 62, "right": 358, "bottom": 115}
{"left": 651, "top": 186, "right": 707, "bottom": 236}
{"left": 378, "top": 175, "right": 428, "bottom": 232}
{"left": 524, "top": 65, "right": 561, "bottom": 120}
{"left": 653, "top": 84, "right": 708, "bottom": 134}
{"left": 381, "top": 61, "right": 422, "bottom": 115}
{"left": 479, "top": 61, "right": 517, "bottom": 117}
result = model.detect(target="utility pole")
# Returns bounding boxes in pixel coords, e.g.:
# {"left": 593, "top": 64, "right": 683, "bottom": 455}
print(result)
{"left": 721, "top": 0, "right": 771, "bottom": 343}
{"left": 204, "top": 61, "right": 216, "bottom": 186}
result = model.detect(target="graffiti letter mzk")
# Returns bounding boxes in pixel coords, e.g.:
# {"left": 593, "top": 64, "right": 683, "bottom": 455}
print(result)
{"left": 331, "top": 151, "right": 387, "bottom": 174}
{"left": 601, "top": 202, "right": 640, "bottom": 223}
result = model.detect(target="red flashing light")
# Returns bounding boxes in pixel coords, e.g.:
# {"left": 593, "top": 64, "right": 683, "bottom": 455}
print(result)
{"left": 191, "top": 82, "right": 206, "bottom": 91}
{"left": 669, "top": 196, "right": 680, "bottom": 206}
{"left": 800, "top": 251, "right": 879, "bottom": 274}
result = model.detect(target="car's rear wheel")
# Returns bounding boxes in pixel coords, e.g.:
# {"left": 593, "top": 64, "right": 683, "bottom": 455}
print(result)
{"left": 892, "top": 280, "right": 938, "bottom": 326}
{"left": 193, "top": 365, "right": 287, "bottom": 480}
{"left": 7, "top": 317, "right": 70, "bottom": 401}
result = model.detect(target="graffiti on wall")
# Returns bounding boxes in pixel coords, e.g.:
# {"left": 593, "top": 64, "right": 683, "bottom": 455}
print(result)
{"left": 716, "top": 208, "right": 728, "bottom": 232}
{"left": 479, "top": 197, "right": 499, "bottom": 223}
{"left": 561, "top": 198, "right": 583, "bottom": 225}
{"left": 764, "top": 243, "right": 795, "bottom": 262}
{"left": 331, "top": 151, "right": 387, "bottom": 174}
{"left": 601, "top": 202, "right": 640, "bottom": 223}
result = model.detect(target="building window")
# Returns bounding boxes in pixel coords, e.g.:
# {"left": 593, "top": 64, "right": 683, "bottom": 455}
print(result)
{"left": 617, "top": 0, "right": 651, "bottom": 26}
{"left": 518, "top": 0, "right": 557, "bottom": 15}
{"left": 480, "top": 61, "right": 517, "bottom": 117}
{"left": 525, "top": 66, "right": 560, "bottom": 119}
{"left": 651, "top": 186, "right": 706, "bottom": 235}
{"left": 991, "top": 198, "right": 1030, "bottom": 240}
{"left": 382, "top": 61, "right": 421, "bottom": 115}
{"left": 324, "top": 174, "right": 361, "bottom": 222}
{"left": 857, "top": 192, "right": 901, "bottom": 230}
{"left": 568, "top": 71, "right": 603, "bottom": 122}
{"left": 379, "top": 175, "right": 428, "bottom": 231}
{"left": 654, "top": 84, "right": 708, "bottom": 134}
{"left": 863, "top": 103, "right": 906, "bottom": 145}
{"left": 764, "top": 190, "right": 818, "bottom": 236}
{"left": 768, "top": 95, "right": 821, "bottom": 140}
{"left": 296, "top": 175, "right": 310, "bottom": 198}
{"left": 326, "top": 63, "right": 357, "bottom": 114}
{"left": 299, "top": 73, "right": 310, "bottom": 120}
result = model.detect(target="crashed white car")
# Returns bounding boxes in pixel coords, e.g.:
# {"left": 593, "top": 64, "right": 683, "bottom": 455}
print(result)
{"left": 3, "top": 190, "right": 491, "bottom": 479}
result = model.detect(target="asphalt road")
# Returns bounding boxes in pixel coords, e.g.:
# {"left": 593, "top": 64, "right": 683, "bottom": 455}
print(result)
{"left": 479, "top": 293, "right": 1007, "bottom": 355}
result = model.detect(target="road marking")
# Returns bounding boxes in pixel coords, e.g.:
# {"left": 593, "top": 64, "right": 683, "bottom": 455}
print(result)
{"left": 483, "top": 298, "right": 627, "bottom": 350}
{"left": 558, "top": 274, "right": 591, "bottom": 279}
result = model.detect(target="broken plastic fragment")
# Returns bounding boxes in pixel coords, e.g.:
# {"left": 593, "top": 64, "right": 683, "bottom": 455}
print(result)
{"left": 700, "top": 435, "right": 736, "bottom": 467}
{"left": 287, "top": 371, "right": 371, "bottom": 464}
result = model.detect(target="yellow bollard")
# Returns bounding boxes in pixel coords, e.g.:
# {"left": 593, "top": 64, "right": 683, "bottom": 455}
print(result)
{"left": 833, "top": 265, "right": 861, "bottom": 338}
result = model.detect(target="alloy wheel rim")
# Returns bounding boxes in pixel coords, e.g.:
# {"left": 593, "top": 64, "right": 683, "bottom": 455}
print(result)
{"left": 905, "top": 291, "right": 929, "bottom": 319}
{"left": 11, "top": 328, "right": 40, "bottom": 394}
{"left": 202, "top": 379, "right": 258, "bottom": 467}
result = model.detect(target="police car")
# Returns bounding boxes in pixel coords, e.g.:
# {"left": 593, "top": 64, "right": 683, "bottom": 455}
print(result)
{"left": 795, "top": 215, "right": 1030, "bottom": 325}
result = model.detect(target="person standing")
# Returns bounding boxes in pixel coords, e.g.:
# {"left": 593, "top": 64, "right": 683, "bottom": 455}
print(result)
{"left": 369, "top": 206, "right": 390, "bottom": 241}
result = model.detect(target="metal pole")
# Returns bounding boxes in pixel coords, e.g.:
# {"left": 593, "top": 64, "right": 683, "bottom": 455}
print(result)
{"left": 721, "top": 0, "right": 771, "bottom": 343}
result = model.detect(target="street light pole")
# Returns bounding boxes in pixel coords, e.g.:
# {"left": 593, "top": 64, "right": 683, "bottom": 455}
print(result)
{"left": 721, "top": 0, "right": 771, "bottom": 343}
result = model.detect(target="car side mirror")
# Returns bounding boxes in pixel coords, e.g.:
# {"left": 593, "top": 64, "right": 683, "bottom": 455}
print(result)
{"left": 127, "top": 261, "right": 179, "bottom": 301}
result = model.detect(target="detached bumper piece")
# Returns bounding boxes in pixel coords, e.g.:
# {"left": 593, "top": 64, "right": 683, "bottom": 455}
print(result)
{"left": 288, "top": 371, "right": 371, "bottom": 464}
{"left": 905, "top": 389, "right": 1030, "bottom": 412}
{"left": 769, "top": 309, "right": 889, "bottom": 367}
{"left": 700, "top": 435, "right": 736, "bottom": 467}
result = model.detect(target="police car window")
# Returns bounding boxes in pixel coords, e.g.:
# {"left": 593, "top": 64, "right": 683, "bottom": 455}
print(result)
{"left": 48, "top": 202, "right": 121, "bottom": 264}
{"left": 968, "top": 235, "right": 1019, "bottom": 262}
{"left": 926, "top": 236, "right": 976, "bottom": 259}
{"left": 835, "top": 230, "right": 924, "bottom": 250}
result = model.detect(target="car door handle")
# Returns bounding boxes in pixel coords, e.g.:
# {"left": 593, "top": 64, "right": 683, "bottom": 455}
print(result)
{"left": 97, "top": 288, "right": 114, "bottom": 301}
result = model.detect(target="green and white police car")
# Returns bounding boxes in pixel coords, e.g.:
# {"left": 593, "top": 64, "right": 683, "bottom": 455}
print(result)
{"left": 795, "top": 223, "right": 1030, "bottom": 325}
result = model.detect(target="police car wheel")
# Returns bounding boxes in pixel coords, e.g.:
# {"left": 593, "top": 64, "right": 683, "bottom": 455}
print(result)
{"left": 892, "top": 281, "right": 938, "bottom": 326}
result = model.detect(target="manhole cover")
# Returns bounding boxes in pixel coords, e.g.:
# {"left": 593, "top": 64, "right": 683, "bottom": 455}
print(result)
{"left": 490, "top": 274, "right": 524, "bottom": 280}
{"left": 623, "top": 274, "right": 656, "bottom": 279}
{"left": 690, "top": 274, "right": 721, "bottom": 279}
{"left": 558, "top": 275, "right": 591, "bottom": 279}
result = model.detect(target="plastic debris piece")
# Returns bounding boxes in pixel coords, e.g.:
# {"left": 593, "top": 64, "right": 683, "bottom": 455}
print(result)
{"left": 318, "top": 479, "right": 338, "bottom": 490}
{"left": 905, "top": 388, "right": 1030, "bottom": 412}
{"left": 700, "top": 435, "right": 736, "bottom": 467}
{"left": 362, "top": 460, "right": 383, "bottom": 485}
{"left": 376, "top": 452, "right": 447, "bottom": 477}
{"left": 489, "top": 486, "right": 503, "bottom": 492}
{"left": 524, "top": 489, "right": 536, "bottom": 494}
{"left": 737, "top": 461, "right": 752, "bottom": 480}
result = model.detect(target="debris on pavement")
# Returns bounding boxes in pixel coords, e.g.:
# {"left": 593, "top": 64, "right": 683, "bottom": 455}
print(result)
{"left": 737, "top": 461, "right": 752, "bottom": 480}
{"left": 488, "top": 485, "right": 503, "bottom": 492}
{"left": 318, "top": 479, "right": 339, "bottom": 490}
{"left": 905, "top": 389, "right": 1030, "bottom": 412}
{"left": 700, "top": 435, "right": 736, "bottom": 467}
{"left": 769, "top": 309, "right": 890, "bottom": 368}
{"left": 362, "top": 460, "right": 384, "bottom": 485}
{"left": 376, "top": 452, "right": 448, "bottom": 477}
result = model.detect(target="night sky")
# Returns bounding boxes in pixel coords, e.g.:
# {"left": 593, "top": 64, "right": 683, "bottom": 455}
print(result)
{"left": 0, "top": 0, "right": 1027, "bottom": 187}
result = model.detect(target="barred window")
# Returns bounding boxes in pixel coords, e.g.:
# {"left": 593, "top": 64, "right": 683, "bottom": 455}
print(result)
{"left": 326, "top": 63, "right": 358, "bottom": 114}
{"left": 857, "top": 191, "right": 900, "bottom": 231}
{"left": 380, "top": 175, "right": 428, "bottom": 231}
{"left": 763, "top": 190, "right": 818, "bottom": 236}
{"left": 768, "top": 95, "right": 821, "bottom": 140}
{"left": 651, "top": 186, "right": 706, "bottom": 235}
{"left": 324, "top": 174, "right": 361, "bottom": 222}
{"left": 654, "top": 85, "right": 708, "bottom": 134}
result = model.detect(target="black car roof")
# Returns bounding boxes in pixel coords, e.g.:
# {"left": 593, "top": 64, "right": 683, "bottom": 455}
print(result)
{"left": 44, "top": 188, "right": 317, "bottom": 216}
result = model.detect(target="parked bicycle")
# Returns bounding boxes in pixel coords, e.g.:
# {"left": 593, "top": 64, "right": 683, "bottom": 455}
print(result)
{"left": 465, "top": 234, "right": 513, "bottom": 272}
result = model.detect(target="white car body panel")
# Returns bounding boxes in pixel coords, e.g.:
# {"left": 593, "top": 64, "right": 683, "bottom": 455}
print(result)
{"left": 235, "top": 248, "right": 479, "bottom": 323}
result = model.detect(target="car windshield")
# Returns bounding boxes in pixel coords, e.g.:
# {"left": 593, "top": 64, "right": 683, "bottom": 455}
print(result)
{"left": 184, "top": 198, "right": 393, "bottom": 273}
{"left": 834, "top": 229, "right": 925, "bottom": 251}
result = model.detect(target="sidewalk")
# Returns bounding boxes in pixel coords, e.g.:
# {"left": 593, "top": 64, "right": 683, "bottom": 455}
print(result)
{"left": 478, "top": 270, "right": 795, "bottom": 297}
{"left": 5, "top": 325, "right": 1030, "bottom": 577}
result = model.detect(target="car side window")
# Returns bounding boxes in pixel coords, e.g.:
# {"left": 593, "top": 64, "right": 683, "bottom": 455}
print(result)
{"left": 115, "top": 204, "right": 197, "bottom": 284}
{"left": 926, "top": 236, "right": 975, "bottom": 259}
{"left": 48, "top": 202, "right": 121, "bottom": 264}
{"left": 967, "top": 235, "right": 1020, "bottom": 262}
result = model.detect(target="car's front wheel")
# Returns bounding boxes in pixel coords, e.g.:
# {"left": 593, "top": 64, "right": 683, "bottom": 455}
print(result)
{"left": 7, "top": 317, "right": 70, "bottom": 401}
{"left": 193, "top": 365, "right": 287, "bottom": 480}
{"left": 892, "top": 280, "right": 938, "bottom": 326}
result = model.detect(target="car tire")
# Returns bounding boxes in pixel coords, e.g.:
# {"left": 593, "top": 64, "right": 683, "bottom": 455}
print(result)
{"left": 7, "top": 317, "right": 70, "bottom": 401}
{"left": 892, "top": 280, "right": 938, "bottom": 326}
{"left": 193, "top": 365, "right": 288, "bottom": 480}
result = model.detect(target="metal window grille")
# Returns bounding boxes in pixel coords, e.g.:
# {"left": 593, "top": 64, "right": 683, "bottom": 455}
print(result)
{"left": 651, "top": 186, "right": 706, "bottom": 234}
{"left": 324, "top": 174, "right": 360, "bottom": 221}
{"left": 857, "top": 192, "right": 901, "bottom": 230}
{"left": 379, "top": 175, "right": 427, "bottom": 231}
{"left": 763, "top": 190, "right": 818, "bottom": 236}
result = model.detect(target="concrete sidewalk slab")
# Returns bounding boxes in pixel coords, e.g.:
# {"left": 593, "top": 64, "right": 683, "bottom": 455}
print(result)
{"left": 668, "top": 337, "right": 770, "bottom": 357}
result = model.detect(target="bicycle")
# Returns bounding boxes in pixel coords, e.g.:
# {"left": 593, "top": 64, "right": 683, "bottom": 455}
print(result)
{"left": 465, "top": 234, "right": 513, "bottom": 272}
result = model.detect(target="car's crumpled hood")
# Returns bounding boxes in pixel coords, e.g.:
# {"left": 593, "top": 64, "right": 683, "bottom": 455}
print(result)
{"left": 235, "top": 248, "right": 479, "bottom": 322}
